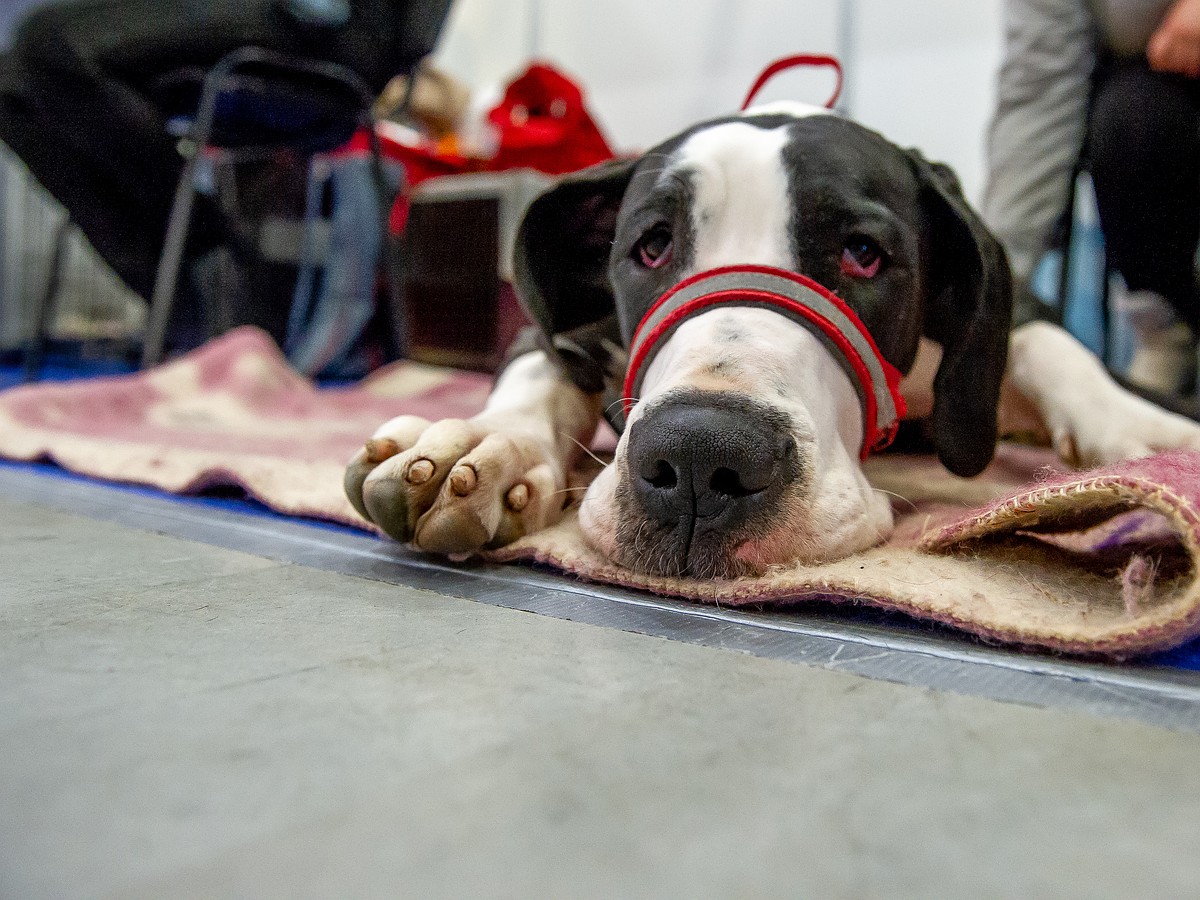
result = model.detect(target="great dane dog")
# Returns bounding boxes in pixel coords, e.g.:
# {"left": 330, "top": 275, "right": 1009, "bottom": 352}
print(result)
{"left": 345, "top": 101, "right": 1200, "bottom": 578}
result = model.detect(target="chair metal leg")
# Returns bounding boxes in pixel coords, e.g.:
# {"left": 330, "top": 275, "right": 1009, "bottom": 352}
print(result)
{"left": 1054, "top": 172, "right": 1078, "bottom": 332}
{"left": 141, "top": 153, "right": 200, "bottom": 367}
{"left": 23, "top": 218, "right": 72, "bottom": 382}
{"left": 1098, "top": 254, "right": 1112, "bottom": 367}
{"left": 142, "top": 54, "right": 238, "bottom": 368}
{"left": 142, "top": 46, "right": 415, "bottom": 367}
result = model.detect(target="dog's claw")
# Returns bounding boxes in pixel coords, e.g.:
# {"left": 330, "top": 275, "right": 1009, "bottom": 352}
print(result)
{"left": 448, "top": 464, "right": 478, "bottom": 496}
{"left": 406, "top": 458, "right": 435, "bottom": 485}
{"left": 364, "top": 438, "right": 400, "bottom": 464}
{"left": 1053, "top": 430, "right": 1082, "bottom": 469}
{"left": 505, "top": 483, "right": 529, "bottom": 512}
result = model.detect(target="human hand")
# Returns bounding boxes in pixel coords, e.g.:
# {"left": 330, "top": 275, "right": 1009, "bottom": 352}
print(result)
{"left": 1149, "top": 0, "right": 1200, "bottom": 77}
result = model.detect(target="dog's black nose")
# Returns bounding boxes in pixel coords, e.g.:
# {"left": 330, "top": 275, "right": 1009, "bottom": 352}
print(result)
{"left": 627, "top": 393, "right": 798, "bottom": 532}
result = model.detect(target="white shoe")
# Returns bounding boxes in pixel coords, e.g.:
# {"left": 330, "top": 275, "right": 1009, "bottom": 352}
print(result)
{"left": 1114, "top": 290, "right": 1196, "bottom": 395}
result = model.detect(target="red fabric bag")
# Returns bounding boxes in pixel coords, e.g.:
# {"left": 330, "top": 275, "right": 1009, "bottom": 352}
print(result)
{"left": 485, "top": 62, "right": 614, "bottom": 175}
{"left": 349, "top": 61, "right": 616, "bottom": 234}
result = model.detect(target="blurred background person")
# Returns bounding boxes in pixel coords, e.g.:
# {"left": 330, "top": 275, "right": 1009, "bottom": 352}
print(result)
{"left": 0, "top": 0, "right": 436, "bottom": 305}
{"left": 983, "top": 0, "right": 1200, "bottom": 396}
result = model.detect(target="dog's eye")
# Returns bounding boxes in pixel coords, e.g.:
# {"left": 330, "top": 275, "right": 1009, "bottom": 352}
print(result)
{"left": 634, "top": 225, "right": 673, "bottom": 269}
{"left": 841, "top": 237, "right": 885, "bottom": 278}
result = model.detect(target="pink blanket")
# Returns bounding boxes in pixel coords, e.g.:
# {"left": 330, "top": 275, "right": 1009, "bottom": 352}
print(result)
{"left": 0, "top": 327, "right": 491, "bottom": 524}
{"left": 3, "top": 327, "right": 1199, "bottom": 658}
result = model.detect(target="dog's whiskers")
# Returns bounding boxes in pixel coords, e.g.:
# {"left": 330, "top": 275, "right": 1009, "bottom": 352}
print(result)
{"left": 632, "top": 518, "right": 651, "bottom": 559}
{"left": 546, "top": 485, "right": 588, "bottom": 498}
{"left": 559, "top": 431, "right": 608, "bottom": 468}
{"left": 604, "top": 396, "right": 638, "bottom": 414}
{"left": 873, "top": 487, "right": 918, "bottom": 511}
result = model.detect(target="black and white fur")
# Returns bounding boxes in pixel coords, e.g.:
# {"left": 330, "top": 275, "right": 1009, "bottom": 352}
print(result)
{"left": 345, "top": 102, "right": 1200, "bottom": 578}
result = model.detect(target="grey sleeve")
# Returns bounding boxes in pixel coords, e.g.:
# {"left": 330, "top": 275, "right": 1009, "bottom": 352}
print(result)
{"left": 981, "top": 0, "right": 1098, "bottom": 282}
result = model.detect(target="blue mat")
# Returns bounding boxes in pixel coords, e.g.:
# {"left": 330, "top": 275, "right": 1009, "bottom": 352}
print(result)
{"left": 0, "top": 357, "right": 133, "bottom": 390}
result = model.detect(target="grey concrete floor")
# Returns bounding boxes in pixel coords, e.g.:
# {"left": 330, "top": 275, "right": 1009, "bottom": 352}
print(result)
{"left": 3, "top": 493, "right": 1200, "bottom": 900}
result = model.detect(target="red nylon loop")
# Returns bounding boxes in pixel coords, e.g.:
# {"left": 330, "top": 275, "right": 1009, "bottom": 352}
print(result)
{"left": 740, "top": 54, "right": 843, "bottom": 111}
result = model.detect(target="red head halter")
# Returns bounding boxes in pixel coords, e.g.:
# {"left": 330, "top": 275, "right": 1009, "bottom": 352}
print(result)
{"left": 622, "top": 266, "right": 906, "bottom": 460}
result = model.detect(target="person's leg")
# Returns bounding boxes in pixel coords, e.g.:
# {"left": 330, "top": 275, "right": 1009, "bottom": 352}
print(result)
{"left": 1087, "top": 59, "right": 1200, "bottom": 392}
{"left": 0, "top": 0, "right": 287, "bottom": 297}
{"left": 1088, "top": 60, "right": 1200, "bottom": 323}
{"left": 0, "top": 0, "right": 418, "bottom": 348}
{"left": 0, "top": 6, "right": 167, "bottom": 295}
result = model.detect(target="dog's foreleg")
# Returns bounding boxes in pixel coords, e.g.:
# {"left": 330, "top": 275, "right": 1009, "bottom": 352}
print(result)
{"left": 1001, "top": 320, "right": 1200, "bottom": 466}
{"left": 346, "top": 351, "right": 602, "bottom": 554}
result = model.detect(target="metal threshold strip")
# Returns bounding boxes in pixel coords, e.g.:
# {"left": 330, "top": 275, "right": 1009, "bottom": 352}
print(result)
{"left": 3, "top": 464, "right": 1200, "bottom": 732}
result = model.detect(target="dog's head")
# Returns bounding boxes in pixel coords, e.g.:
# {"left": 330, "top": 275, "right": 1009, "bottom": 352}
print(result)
{"left": 515, "top": 103, "right": 1011, "bottom": 577}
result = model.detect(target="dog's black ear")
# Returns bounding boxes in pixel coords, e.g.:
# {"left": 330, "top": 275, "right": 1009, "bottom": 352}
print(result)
{"left": 911, "top": 151, "right": 1013, "bottom": 477}
{"left": 514, "top": 156, "right": 637, "bottom": 341}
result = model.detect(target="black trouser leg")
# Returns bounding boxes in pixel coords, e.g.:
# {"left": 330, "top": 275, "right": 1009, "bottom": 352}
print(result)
{"left": 1087, "top": 59, "right": 1200, "bottom": 331}
{"left": 0, "top": 2, "right": 286, "bottom": 297}
{"left": 0, "top": 0, "right": 396, "bottom": 300}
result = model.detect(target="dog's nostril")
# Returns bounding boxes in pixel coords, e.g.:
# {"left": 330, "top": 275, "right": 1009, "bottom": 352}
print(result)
{"left": 709, "top": 466, "right": 758, "bottom": 498}
{"left": 644, "top": 459, "right": 678, "bottom": 489}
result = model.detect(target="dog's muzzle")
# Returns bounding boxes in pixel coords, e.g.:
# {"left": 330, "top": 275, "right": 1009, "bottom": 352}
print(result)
{"left": 621, "top": 265, "right": 907, "bottom": 459}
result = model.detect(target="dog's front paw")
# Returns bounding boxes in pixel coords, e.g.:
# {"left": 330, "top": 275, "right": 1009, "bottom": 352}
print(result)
{"left": 345, "top": 415, "right": 568, "bottom": 555}
{"left": 1009, "top": 321, "right": 1200, "bottom": 468}
{"left": 1049, "top": 385, "right": 1200, "bottom": 468}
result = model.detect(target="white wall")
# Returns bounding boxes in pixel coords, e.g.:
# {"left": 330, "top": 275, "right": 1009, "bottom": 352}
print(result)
{"left": 433, "top": 0, "right": 1003, "bottom": 202}
{"left": 850, "top": 0, "right": 1004, "bottom": 203}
